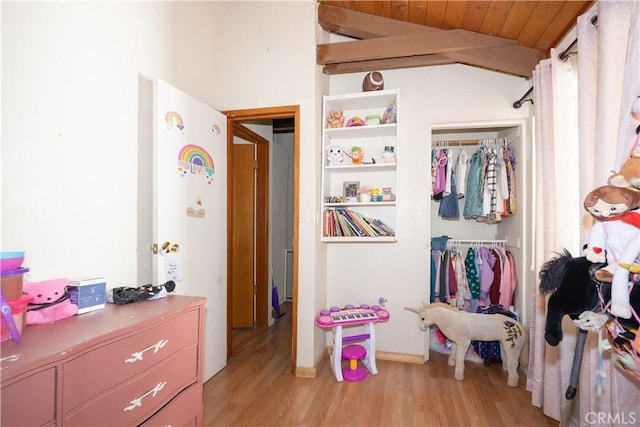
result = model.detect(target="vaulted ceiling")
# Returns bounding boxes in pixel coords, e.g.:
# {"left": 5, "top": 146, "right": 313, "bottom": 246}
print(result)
{"left": 317, "top": 1, "right": 594, "bottom": 78}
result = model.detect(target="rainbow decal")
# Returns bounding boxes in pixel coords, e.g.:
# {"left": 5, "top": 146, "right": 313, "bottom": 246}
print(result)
{"left": 177, "top": 144, "right": 215, "bottom": 183}
{"left": 165, "top": 111, "right": 184, "bottom": 131}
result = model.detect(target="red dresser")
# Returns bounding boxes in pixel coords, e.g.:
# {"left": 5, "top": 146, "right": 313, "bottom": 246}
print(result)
{"left": 1, "top": 295, "right": 206, "bottom": 427}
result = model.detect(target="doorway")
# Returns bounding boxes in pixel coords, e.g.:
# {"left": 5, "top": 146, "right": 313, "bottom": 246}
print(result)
{"left": 225, "top": 105, "right": 300, "bottom": 373}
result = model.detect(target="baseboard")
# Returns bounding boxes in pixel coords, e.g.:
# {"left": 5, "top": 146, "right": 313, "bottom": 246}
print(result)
{"left": 295, "top": 350, "right": 327, "bottom": 378}
{"left": 300, "top": 343, "right": 527, "bottom": 377}
{"left": 376, "top": 351, "right": 424, "bottom": 364}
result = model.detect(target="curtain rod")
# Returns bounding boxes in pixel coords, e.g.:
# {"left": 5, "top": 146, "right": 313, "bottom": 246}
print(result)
{"left": 513, "top": 87, "right": 533, "bottom": 109}
{"left": 559, "top": 15, "right": 597, "bottom": 62}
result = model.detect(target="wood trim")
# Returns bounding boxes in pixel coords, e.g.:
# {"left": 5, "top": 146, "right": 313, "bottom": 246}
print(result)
{"left": 317, "top": 29, "right": 516, "bottom": 65}
{"left": 317, "top": 3, "right": 542, "bottom": 78}
{"left": 255, "top": 138, "right": 268, "bottom": 328}
{"left": 224, "top": 105, "right": 300, "bottom": 375}
{"left": 325, "top": 346, "right": 425, "bottom": 365}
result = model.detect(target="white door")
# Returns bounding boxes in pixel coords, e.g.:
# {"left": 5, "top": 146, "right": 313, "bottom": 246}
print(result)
{"left": 153, "top": 79, "right": 227, "bottom": 381}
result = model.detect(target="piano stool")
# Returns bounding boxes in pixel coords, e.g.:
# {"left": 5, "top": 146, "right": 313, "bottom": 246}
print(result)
{"left": 341, "top": 344, "right": 367, "bottom": 382}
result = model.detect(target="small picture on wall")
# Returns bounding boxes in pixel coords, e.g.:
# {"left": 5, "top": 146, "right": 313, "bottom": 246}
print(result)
{"left": 343, "top": 181, "right": 359, "bottom": 202}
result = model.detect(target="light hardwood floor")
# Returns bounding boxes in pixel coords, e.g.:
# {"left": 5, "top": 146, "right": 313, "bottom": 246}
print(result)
{"left": 203, "top": 309, "right": 558, "bottom": 427}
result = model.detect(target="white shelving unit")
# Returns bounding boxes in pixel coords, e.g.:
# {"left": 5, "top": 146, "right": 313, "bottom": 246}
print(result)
{"left": 321, "top": 89, "right": 399, "bottom": 242}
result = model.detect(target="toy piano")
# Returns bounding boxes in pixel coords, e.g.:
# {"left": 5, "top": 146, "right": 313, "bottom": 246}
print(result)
{"left": 316, "top": 304, "right": 390, "bottom": 382}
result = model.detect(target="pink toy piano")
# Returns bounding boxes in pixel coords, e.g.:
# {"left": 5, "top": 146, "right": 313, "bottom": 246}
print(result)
{"left": 316, "top": 303, "right": 390, "bottom": 382}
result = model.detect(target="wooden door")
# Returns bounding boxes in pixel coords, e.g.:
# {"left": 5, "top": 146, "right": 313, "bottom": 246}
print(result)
{"left": 231, "top": 143, "right": 256, "bottom": 327}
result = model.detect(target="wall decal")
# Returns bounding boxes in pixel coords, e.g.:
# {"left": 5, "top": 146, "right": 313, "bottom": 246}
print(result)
{"left": 177, "top": 144, "right": 215, "bottom": 184}
{"left": 165, "top": 111, "right": 184, "bottom": 131}
{"left": 186, "top": 197, "right": 205, "bottom": 218}
{"left": 211, "top": 124, "right": 221, "bottom": 135}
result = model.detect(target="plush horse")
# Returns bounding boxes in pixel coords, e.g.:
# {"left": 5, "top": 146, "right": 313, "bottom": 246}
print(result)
{"left": 405, "top": 302, "right": 526, "bottom": 387}
{"left": 538, "top": 249, "right": 609, "bottom": 347}
{"left": 539, "top": 249, "right": 640, "bottom": 399}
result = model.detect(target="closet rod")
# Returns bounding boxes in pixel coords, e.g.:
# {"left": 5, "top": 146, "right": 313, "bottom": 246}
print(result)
{"left": 447, "top": 239, "right": 507, "bottom": 246}
{"left": 513, "top": 87, "right": 533, "bottom": 109}
{"left": 433, "top": 139, "right": 482, "bottom": 146}
{"left": 433, "top": 138, "right": 506, "bottom": 147}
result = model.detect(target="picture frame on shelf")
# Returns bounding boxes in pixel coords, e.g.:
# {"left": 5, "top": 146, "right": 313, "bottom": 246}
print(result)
{"left": 343, "top": 181, "right": 359, "bottom": 202}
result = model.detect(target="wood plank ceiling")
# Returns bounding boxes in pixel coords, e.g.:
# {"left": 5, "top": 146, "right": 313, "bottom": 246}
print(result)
{"left": 317, "top": 1, "right": 594, "bottom": 78}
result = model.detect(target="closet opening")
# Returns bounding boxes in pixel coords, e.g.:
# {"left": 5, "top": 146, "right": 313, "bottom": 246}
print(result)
{"left": 428, "top": 120, "right": 532, "bottom": 361}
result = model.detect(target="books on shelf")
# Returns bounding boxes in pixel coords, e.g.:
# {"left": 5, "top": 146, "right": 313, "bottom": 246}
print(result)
{"left": 323, "top": 208, "right": 395, "bottom": 238}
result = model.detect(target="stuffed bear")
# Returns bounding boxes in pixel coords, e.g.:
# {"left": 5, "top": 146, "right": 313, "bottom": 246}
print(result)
{"left": 326, "top": 145, "right": 344, "bottom": 166}
{"left": 583, "top": 185, "right": 640, "bottom": 318}
{"left": 24, "top": 278, "right": 78, "bottom": 325}
{"left": 326, "top": 110, "right": 344, "bottom": 129}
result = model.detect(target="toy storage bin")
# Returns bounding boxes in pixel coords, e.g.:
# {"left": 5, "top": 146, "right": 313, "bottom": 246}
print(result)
{"left": 1, "top": 294, "right": 34, "bottom": 341}
{"left": 0, "top": 267, "right": 29, "bottom": 300}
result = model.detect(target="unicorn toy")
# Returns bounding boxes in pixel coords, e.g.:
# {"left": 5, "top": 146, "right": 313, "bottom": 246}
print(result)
{"left": 405, "top": 302, "right": 526, "bottom": 387}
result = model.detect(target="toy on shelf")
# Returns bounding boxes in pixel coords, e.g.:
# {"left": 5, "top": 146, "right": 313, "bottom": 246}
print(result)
{"left": 316, "top": 302, "right": 390, "bottom": 382}
{"left": 326, "top": 145, "right": 344, "bottom": 166}
{"left": 362, "top": 71, "right": 384, "bottom": 92}
{"left": 326, "top": 110, "right": 344, "bottom": 129}
{"left": 405, "top": 302, "right": 526, "bottom": 388}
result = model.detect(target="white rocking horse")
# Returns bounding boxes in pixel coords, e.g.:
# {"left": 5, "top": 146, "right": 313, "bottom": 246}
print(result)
{"left": 405, "top": 302, "right": 526, "bottom": 387}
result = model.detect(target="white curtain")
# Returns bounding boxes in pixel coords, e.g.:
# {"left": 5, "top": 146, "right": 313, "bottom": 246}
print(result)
{"left": 530, "top": 47, "right": 581, "bottom": 422}
{"left": 530, "top": 1, "right": 640, "bottom": 425}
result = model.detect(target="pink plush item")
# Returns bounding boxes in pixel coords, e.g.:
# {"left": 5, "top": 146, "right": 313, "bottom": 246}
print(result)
{"left": 24, "top": 278, "right": 78, "bottom": 325}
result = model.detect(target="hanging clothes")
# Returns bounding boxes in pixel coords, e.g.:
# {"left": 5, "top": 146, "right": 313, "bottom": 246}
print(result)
{"left": 438, "top": 171, "right": 460, "bottom": 219}
{"left": 463, "top": 148, "right": 485, "bottom": 219}
{"left": 460, "top": 139, "right": 517, "bottom": 222}
{"left": 455, "top": 150, "right": 469, "bottom": 198}
{"left": 430, "top": 238, "right": 518, "bottom": 315}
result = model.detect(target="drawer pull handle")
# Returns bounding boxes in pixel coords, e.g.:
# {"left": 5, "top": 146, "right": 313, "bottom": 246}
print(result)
{"left": 123, "top": 381, "right": 167, "bottom": 412}
{"left": 124, "top": 339, "right": 168, "bottom": 363}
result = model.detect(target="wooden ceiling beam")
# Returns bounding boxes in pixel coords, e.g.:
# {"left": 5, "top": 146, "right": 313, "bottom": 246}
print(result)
{"left": 317, "top": 29, "right": 516, "bottom": 65}
{"left": 318, "top": 2, "right": 437, "bottom": 38}
{"left": 317, "top": 3, "right": 542, "bottom": 78}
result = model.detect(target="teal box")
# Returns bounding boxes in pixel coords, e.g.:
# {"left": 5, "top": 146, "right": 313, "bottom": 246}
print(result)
{"left": 68, "top": 277, "right": 106, "bottom": 314}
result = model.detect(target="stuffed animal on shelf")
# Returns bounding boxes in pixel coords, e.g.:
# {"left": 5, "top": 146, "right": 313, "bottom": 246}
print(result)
{"left": 24, "top": 278, "right": 78, "bottom": 325}
{"left": 405, "top": 302, "right": 526, "bottom": 387}
{"left": 326, "top": 110, "right": 344, "bottom": 129}
{"left": 326, "top": 145, "right": 344, "bottom": 166}
{"left": 583, "top": 185, "right": 640, "bottom": 318}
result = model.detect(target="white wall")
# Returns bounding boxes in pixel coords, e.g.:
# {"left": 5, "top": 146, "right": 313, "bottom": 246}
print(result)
{"left": 2, "top": 0, "right": 534, "bottom": 370}
{"left": 2, "top": 2, "right": 219, "bottom": 285}
{"left": 327, "top": 66, "right": 531, "bottom": 357}
{"left": 216, "top": 1, "right": 326, "bottom": 368}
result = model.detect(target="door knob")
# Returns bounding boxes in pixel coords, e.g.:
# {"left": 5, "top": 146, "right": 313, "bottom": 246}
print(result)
{"left": 161, "top": 242, "right": 180, "bottom": 253}
{"left": 150, "top": 242, "right": 180, "bottom": 254}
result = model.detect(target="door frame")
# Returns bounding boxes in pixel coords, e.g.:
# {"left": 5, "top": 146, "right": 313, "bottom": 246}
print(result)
{"left": 225, "top": 105, "right": 300, "bottom": 373}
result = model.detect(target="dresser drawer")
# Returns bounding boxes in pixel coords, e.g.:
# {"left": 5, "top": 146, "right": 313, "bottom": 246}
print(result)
{"left": 64, "top": 345, "right": 198, "bottom": 427}
{"left": 140, "top": 381, "right": 202, "bottom": 427}
{"left": 1, "top": 368, "right": 56, "bottom": 427}
{"left": 63, "top": 308, "right": 199, "bottom": 412}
